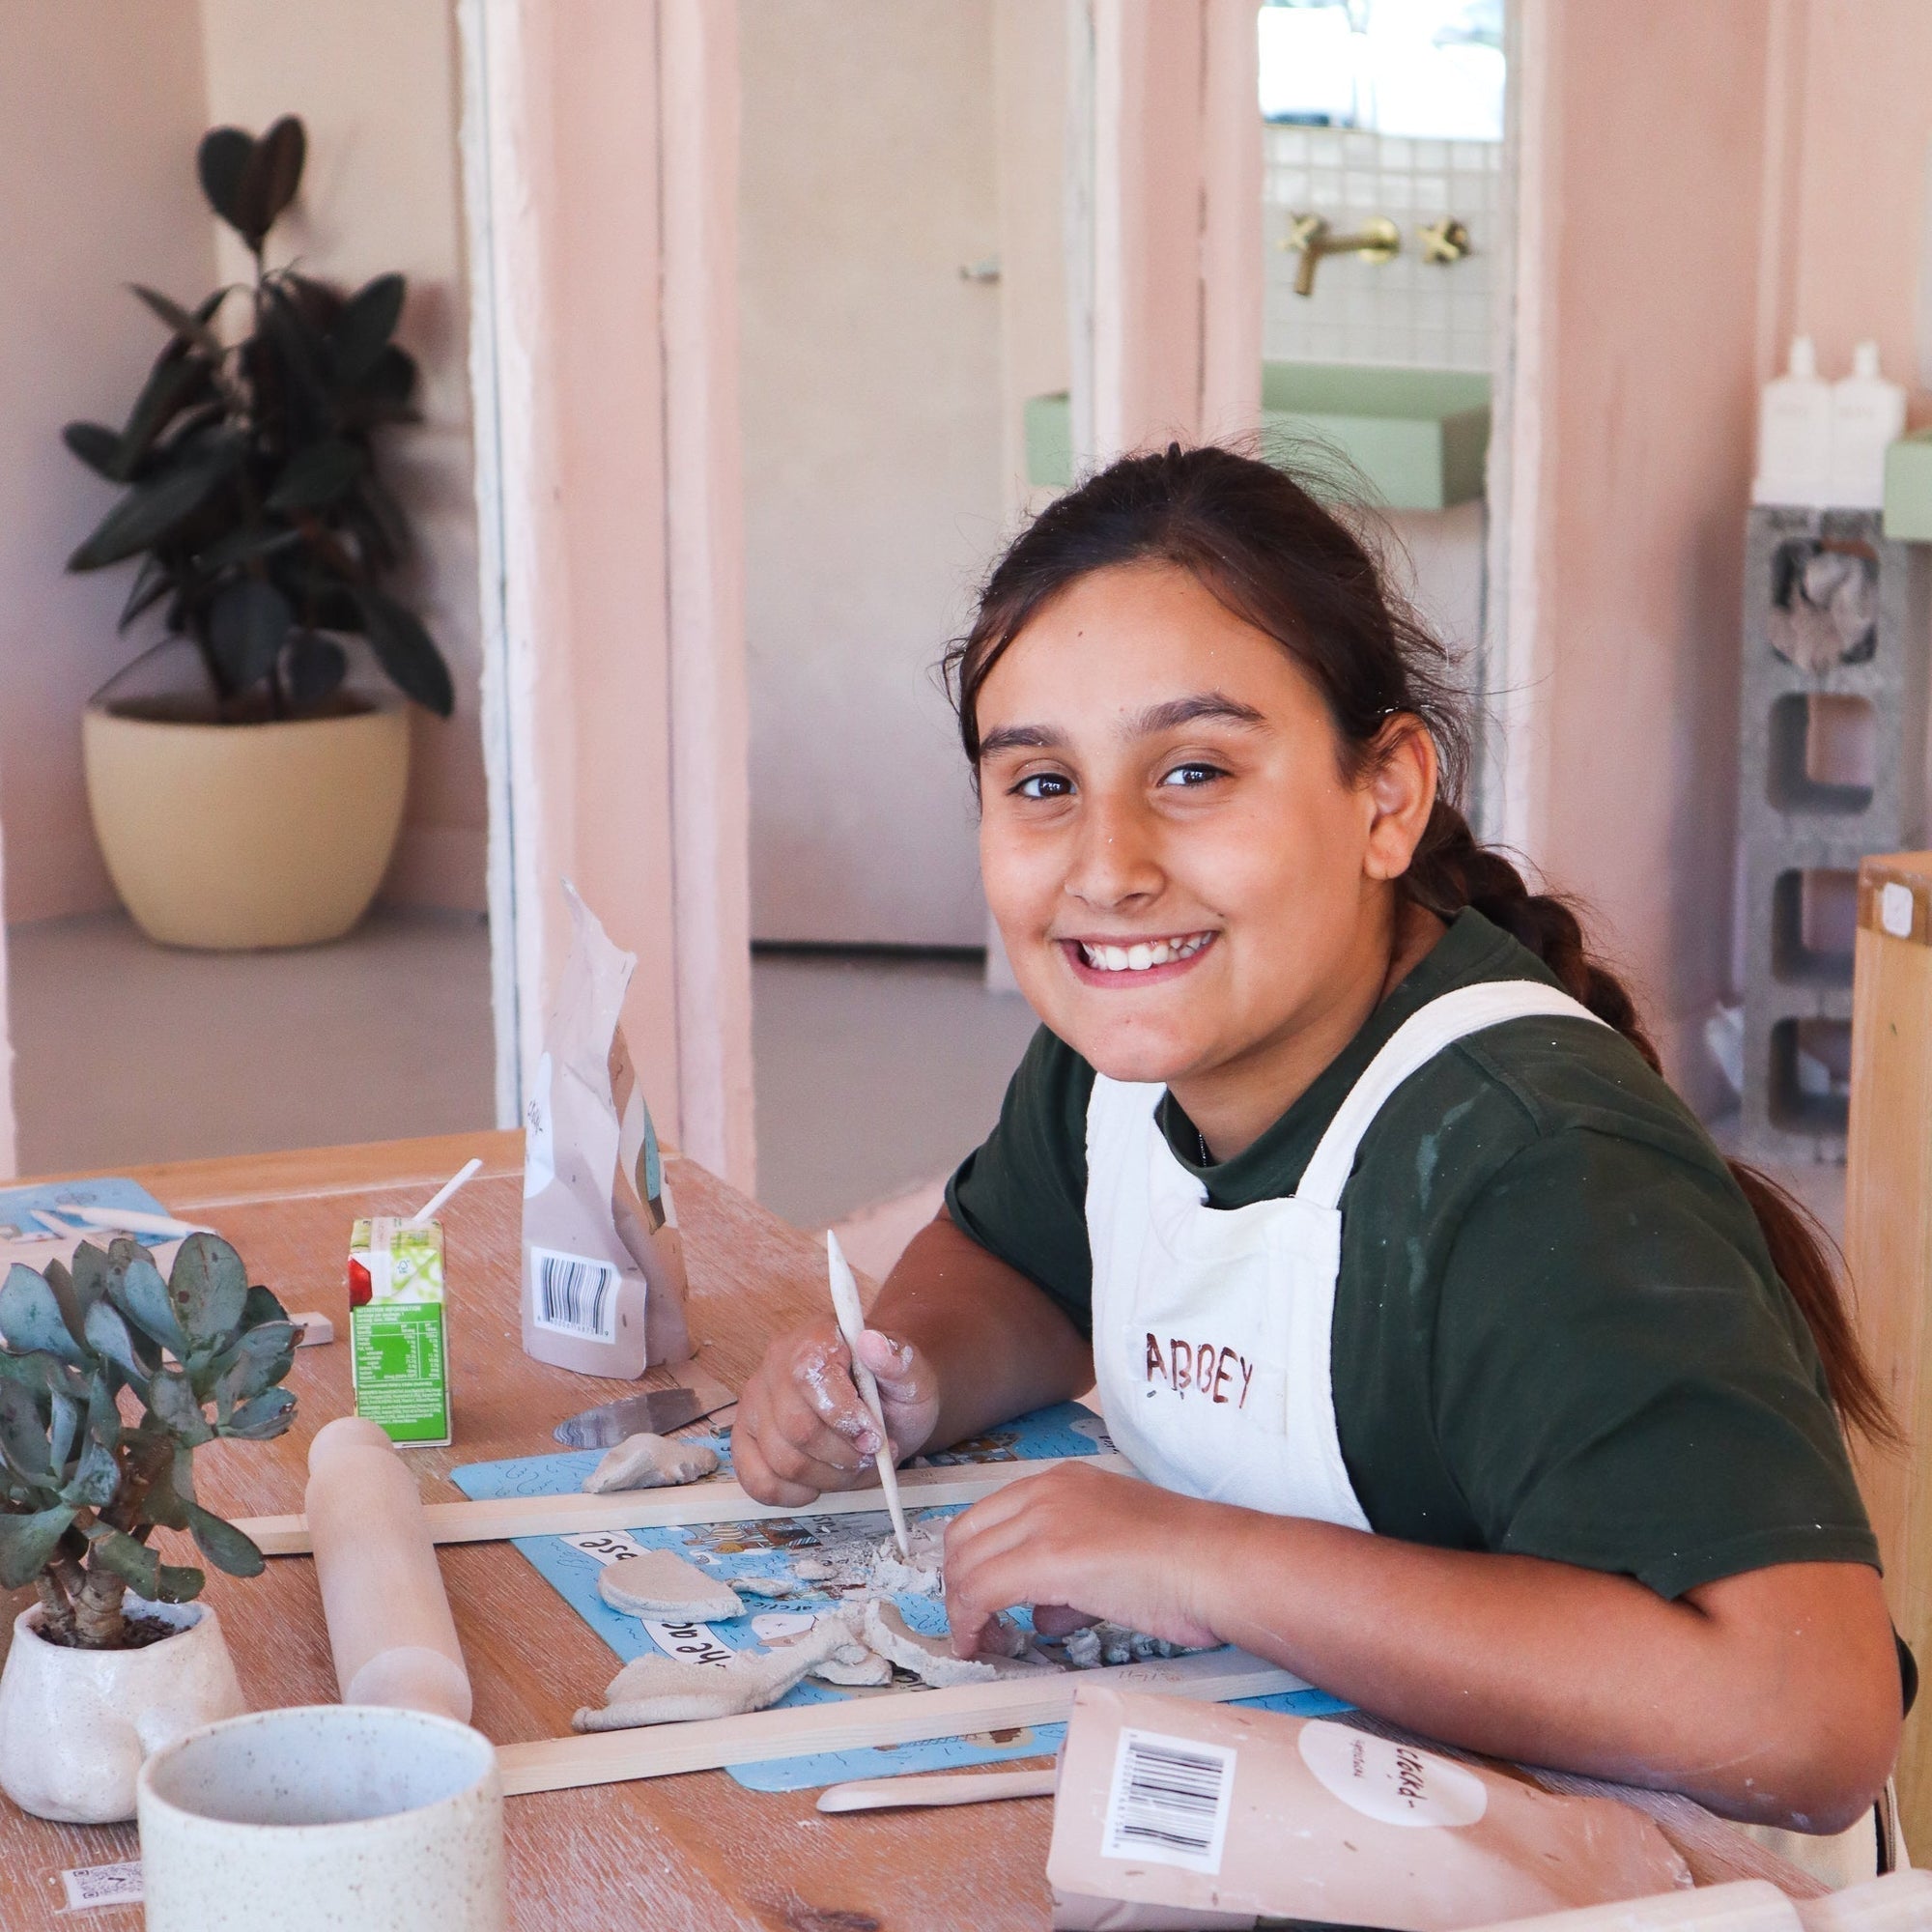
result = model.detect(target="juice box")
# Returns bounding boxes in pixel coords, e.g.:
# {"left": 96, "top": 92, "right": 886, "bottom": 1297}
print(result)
{"left": 347, "top": 1216, "right": 450, "bottom": 1446}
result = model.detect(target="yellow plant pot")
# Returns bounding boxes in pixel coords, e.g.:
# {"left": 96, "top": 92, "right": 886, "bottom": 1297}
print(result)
{"left": 82, "top": 699, "right": 411, "bottom": 951}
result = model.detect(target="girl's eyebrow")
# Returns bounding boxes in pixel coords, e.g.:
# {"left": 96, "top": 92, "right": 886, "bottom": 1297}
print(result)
{"left": 978, "top": 692, "right": 1265, "bottom": 762}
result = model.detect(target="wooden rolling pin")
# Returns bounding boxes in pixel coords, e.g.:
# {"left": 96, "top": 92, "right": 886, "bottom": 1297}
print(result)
{"left": 305, "top": 1416, "right": 472, "bottom": 1724}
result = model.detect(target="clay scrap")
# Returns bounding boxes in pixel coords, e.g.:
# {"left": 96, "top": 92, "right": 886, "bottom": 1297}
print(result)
{"left": 809, "top": 1649, "right": 894, "bottom": 1687}
{"left": 862, "top": 1601, "right": 1046, "bottom": 1689}
{"left": 598, "top": 1548, "right": 744, "bottom": 1623}
{"left": 574, "top": 1613, "right": 857, "bottom": 1729}
{"left": 582, "top": 1433, "right": 721, "bottom": 1494}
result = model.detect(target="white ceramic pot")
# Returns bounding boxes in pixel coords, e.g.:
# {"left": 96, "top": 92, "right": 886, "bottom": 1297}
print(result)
{"left": 82, "top": 696, "right": 411, "bottom": 950}
{"left": 138, "top": 1704, "right": 505, "bottom": 1932}
{"left": 0, "top": 1600, "right": 245, "bottom": 1824}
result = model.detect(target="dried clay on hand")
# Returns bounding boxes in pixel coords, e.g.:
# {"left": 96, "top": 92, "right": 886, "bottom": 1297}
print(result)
{"left": 597, "top": 1548, "right": 743, "bottom": 1623}
{"left": 574, "top": 1614, "right": 857, "bottom": 1730}
{"left": 582, "top": 1433, "right": 721, "bottom": 1494}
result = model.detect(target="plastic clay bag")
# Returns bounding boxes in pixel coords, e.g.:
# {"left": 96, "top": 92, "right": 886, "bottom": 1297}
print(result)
{"left": 520, "top": 882, "right": 692, "bottom": 1378}
{"left": 1047, "top": 1685, "right": 1692, "bottom": 1931}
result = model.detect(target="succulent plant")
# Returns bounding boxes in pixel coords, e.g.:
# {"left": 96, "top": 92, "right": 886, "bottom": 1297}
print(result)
{"left": 0, "top": 1235, "right": 298, "bottom": 1650}
{"left": 61, "top": 114, "right": 451, "bottom": 722}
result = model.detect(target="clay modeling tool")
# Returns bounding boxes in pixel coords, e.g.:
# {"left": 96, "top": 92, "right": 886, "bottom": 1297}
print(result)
{"left": 553, "top": 1372, "right": 736, "bottom": 1448}
{"left": 305, "top": 1415, "right": 473, "bottom": 1723}
{"left": 816, "top": 1766, "right": 1058, "bottom": 1813}
{"left": 827, "top": 1228, "right": 909, "bottom": 1557}
{"left": 405, "top": 1156, "right": 482, "bottom": 1228}
{"left": 40, "top": 1204, "right": 216, "bottom": 1240}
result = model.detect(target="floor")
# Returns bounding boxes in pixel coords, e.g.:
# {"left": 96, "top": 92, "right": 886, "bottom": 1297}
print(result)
{"left": 6, "top": 907, "right": 497, "bottom": 1175}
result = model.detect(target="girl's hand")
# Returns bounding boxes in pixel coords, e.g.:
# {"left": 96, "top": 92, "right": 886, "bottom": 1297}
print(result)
{"left": 733, "top": 1320, "right": 940, "bottom": 1506}
{"left": 943, "top": 1463, "right": 1225, "bottom": 1656}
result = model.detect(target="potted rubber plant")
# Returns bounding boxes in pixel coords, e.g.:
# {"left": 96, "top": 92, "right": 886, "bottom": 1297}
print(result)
{"left": 63, "top": 115, "right": 453, "bottom": 950}
{"left": 0, "top": 1234, "right": 298, "bottom": 1823}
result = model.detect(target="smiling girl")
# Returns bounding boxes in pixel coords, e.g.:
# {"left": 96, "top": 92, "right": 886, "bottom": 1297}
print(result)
{"left": 734, "top": 445, "right": 1905, "bottom": 1849}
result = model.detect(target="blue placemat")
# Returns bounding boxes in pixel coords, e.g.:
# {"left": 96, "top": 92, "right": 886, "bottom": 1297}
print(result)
{"left": 0, "top": 1177, "right": 173, "bottom": 1244}
{"left": 452, "top": 1400, "right": 1350, "bottom": 1789}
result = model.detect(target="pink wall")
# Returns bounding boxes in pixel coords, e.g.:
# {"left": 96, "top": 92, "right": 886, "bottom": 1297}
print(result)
{"left": 0, "top": 6, "right": 216, "bottom": 923}
{"left": 1529, "top": 2, "right": 1772, "bottom": 1101}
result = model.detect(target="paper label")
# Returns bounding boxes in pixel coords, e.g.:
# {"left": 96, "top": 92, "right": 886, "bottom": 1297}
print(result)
{"left": 529, "top": 1245, "right": 622, "bottom": 1343}
{"left": 558, "top": 1529, "right": 647, "bottom": 1567}
{"left": 1101, "top": 1727, "right": 1236, "bottom": 1873}
{"left": 61, "top": 1861, "right": 143, "bottom": 1909}
{"left": 1296, "top": 1719, "right": 1488, "bottom": 1830}
{"left": 1881, "top": 880, "right": 1916, "bottom": 938}
{"left": 642, "top": 1617, "right": 732, "bottom": 1666}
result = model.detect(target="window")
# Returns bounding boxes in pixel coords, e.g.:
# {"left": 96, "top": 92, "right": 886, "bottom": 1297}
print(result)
{"left": 1258, "top": 0, "right": 1505, "bottom": 142}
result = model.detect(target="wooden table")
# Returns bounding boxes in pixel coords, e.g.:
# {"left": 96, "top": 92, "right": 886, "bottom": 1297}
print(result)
{"left": 0, "top": 1131, "right": 1816, "bottom": 1927}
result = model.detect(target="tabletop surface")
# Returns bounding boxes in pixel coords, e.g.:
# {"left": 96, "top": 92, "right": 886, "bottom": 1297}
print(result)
{"left": 0, "top": 1129, "right": 1815, "bottom": 1927}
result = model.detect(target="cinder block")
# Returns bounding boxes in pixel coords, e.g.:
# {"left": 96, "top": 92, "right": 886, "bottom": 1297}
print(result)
{"left": 1736, "top": 508, "right": 1929, "bottom": 1162}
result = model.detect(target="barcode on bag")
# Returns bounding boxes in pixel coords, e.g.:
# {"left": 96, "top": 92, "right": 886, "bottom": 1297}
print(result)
{"left": 1100, "top": 1728, "right": 1236, "bottom": 1874}
{"left": 530, "top": 1246, "right": 621, "bottom": 1342}
{"left": 61, "top": 1860, "right": 143, "bottom": 1909}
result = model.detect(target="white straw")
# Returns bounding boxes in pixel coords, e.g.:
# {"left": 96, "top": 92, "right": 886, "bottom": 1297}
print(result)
{"left": 405, "top": 1157, "right": 483, "bottom": 1228}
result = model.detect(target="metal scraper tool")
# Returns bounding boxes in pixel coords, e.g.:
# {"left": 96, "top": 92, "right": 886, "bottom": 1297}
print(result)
{"left": 552, "top": 1374, "right": 735, "bottom": 1449}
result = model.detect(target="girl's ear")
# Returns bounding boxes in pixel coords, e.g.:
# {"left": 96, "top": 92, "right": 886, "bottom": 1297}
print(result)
{"left": 1360, "top": 717, "right": 1438, "bottom": 883}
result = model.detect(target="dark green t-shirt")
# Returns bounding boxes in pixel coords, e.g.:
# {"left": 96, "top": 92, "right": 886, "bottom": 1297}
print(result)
{"left": 946, "top": 909, "right": 1878, "bottom": 1600}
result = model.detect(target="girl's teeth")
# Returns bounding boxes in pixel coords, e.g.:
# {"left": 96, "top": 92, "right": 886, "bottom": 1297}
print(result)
{"left": 1080, "top": 934, "right": 1208, "bottom": 972}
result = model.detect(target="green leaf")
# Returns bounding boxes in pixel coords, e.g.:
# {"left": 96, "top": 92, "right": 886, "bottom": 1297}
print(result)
{"left": 241, "top": 1284, "right": 290, "bottom": 1329}
{"left": 266, "top": 439, "right": 365, "bottom": 514}
{"left": 356, "top": 587, "right": 453, "bottom": 717}
{"left": 284, "top": 630, "right": 347, "bottom": 710}
{"left": 148, "top": 1371, "right": 213, "bottom": 1447}
{"left": 168, "top": 1235, "right": 249, "bottom": 1348}
{"left": 331, "top": 273, "right": 406, "bottom": 386}
{"left": 60, "top": 1435, "right": 119, "bottom": 1510}
{"left": 0, "top": 1379, "right": 51, "bottom": 1482}
{"left": 140, "top": 1445, "right": 191, "bottom": 1532}
{"left": 89, "top": 1527, "right": 158, "bottom": 1597}
{"left": 128, "top": 283, "right": 224, "bottom": 361}
{"left": 85, "top": 1371, "right": 122, "bottom": 1451}
{"left": 206, "top": 578, "right": 291, "bottom": 693}
{"left": 194, "top": 524, "right": 301, "bottom": 573}
{"left": 220, "top": 1387, "right": 296, "bottom": 1442}
{"left": 46, "top": 1391, "right": 80, "bottom": 1473}
{"left": 67, "top": 1242, "right": 110, "bottom": 1322}
{"left": 156, "top": 1563, "right": 206, "bottom": 1604}
{"left": 38, "top": 1259, "right": 89, "bottom": 1359}
{"left": 1, "top": 1264, "right": 85, "bottom": 1365}
{"left": 212, "top": 1322, "right": 297, "bottom": 1414}
{"left": 116, "top": 352, "right": 214, "bottom": 475}
{"left": 234, "top": 116, "right": 305, "bottom": 245}
{"left": 118, "top": 554, "right": 176, "bottom": 632}
{"left": 67, "top": 442, "right": 238, "bottom": 572}
{"left": 84, "top": 1299, "right": 151, "bottom": 1390}
{"left": 185, "top": 1503, "right": 264, "bottom": 1578}
{"left": 197, "top": 127, "right": 256, "bottom": 233}
{"left": 0, "top": 1507, "right": 76, "bottom": 1588}
{"left": 63, "top": 421, "right": 124, "bottom": 478}
{"left": 107, "top": 1247, "right": 187, "bottom": 1358}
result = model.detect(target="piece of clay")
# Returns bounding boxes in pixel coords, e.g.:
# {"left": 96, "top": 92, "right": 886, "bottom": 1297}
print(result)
{"left": 581, "top": 1433, "right": 721, "bottom": 1494}
{"left": 575, "top": 1614, "right": 856, "bottom": 1730}
{"left": 831, "top": 1642, "right": 872, "bottom": 1666}
{"left": 597, "top": 1549, "right": 744, "bottom": 1622}
{"left": 809, "top": 1649, "right": 894, "bottom": 1687}
{"left": 730, "top": 1576, "right": 799, "bottom": 1601}
{"left": 867, "top": 1524, "right": 945, "bottom": 1599}
{"left": 793, "top": 1558, "right": 837, "bottom": 1581}
{"left": 1064, "top": 1627, "right": 1102, "bottom": 1669}
{"left": 861, "top": 1601, "right": 1045, "bottom": 1689}
{"left": 977, "top": 1613, "right": 1032, "bottom": 1660}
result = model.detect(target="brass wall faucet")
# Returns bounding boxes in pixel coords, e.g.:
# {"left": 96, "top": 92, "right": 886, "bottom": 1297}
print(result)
{"left": 1282, "top": 213, "right": 1401, "bottom": 298}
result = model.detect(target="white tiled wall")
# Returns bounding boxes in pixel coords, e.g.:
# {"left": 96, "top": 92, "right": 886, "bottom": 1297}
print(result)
{"left": 1264, "top": 127, "right": 1499, "bottom": 370}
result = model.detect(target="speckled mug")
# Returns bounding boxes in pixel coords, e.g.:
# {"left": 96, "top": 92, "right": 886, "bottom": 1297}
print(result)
{"left": 136, "top": 1704, "right": 505, "bottom": 1932}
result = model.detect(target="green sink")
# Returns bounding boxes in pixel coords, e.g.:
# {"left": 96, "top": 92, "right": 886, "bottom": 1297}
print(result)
{"left": 1024, "top": 362, "right": 1492, "bottom": 511}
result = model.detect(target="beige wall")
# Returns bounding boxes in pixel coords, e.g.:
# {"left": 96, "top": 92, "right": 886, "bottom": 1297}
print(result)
{"left": 0, "top": 5, "right": 218, "bottom": 924}
{"left": 199, "top": 0, "right": 487, "bottom": 912}
{"left": 740, "top": 0, "right": 1004, "bottom": 949}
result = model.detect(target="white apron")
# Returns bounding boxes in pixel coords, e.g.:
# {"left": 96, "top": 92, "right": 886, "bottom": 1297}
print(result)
{"left": 1086, "top": 981, "right": 1605, "bottom": 1523}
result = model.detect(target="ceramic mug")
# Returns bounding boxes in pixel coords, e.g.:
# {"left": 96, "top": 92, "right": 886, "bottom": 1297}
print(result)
{"left": 137, "top": 1704, "right": 505, "bottom": 1932}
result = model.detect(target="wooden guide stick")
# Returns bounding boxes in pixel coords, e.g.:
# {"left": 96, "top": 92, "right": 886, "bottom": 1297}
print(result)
{"left": 237, "top": 1452, "right": 1136, "bottom": 1556}
{"left": 495, "top": 1647, "right": 1309, "bottom": 1797}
